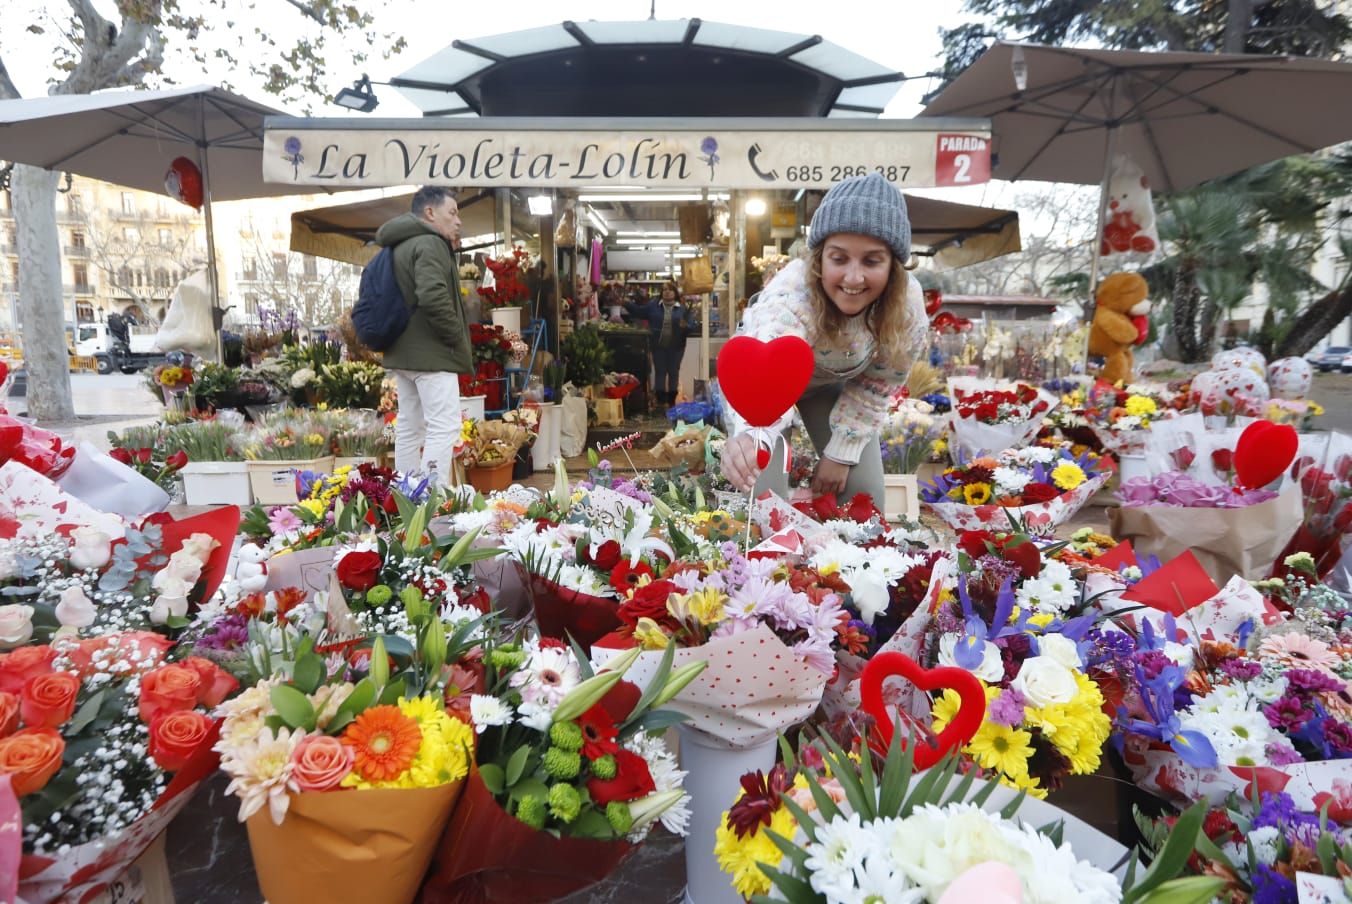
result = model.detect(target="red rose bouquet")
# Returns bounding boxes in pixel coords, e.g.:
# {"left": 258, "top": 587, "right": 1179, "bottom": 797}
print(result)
{"left": 948, "top": 382, "right": 1056, "bottom": 459}
{"left": 477, "top": 246, "right": 532, "bottom": 310}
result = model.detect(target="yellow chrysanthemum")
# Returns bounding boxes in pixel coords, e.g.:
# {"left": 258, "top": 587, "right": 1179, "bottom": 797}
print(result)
{"left": 1124, "top": 395, "right": 1157, "bottom": 418}
{"left": 297, "top": 498, "right": 325, "bottom": 517}
{"left": 968, "top": 722, "right": 1034, "bottom": 779}
{"left": 962, "top": 482, "right": 992, "bottom": 505}
{"left": 1050, "top": 462, "right": 1086, "bottom": 491}
{"left": 714, "top": 796, "right": 798, "bottom": 898}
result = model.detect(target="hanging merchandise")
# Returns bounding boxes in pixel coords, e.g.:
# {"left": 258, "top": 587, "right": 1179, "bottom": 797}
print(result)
{"left": 553, "top": 200, "right": 578, "bottom": 248}
{"left": 588, "top": 237, "right": 602, "bottom": 288}
{"left": 680, "top": 253, "right": 714, "bottom": 296}
{"left": 1099, "top": 153, "right": 1159, "bottom": 257}
{"left": 163, "top": 156, "right": 204, "bottom": 210}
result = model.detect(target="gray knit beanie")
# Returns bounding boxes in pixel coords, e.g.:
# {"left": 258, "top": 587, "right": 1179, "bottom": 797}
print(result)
{"left": 808, "top": 173, "right": 911, "bottom": 261}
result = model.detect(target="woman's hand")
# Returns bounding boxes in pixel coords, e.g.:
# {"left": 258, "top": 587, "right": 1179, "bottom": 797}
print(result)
{"left": 810, "top": 459, "right": 851, "bottom": 497}
{"left": 721, "top": 433, "right": 763, "bottom": 493}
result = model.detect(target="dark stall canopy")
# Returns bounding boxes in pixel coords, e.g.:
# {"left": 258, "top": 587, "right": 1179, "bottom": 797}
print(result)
{"left": 388, "top": 19, "right": 905, "bottom": 118}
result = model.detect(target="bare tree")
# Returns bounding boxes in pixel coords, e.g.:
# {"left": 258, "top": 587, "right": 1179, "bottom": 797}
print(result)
{"left": 0, "top": 0, "right": 402, "bottom": 420}
{"left": 79, "top": 205, "right": 199, "bottom": 320}
{"left": 237, "top": 220, "right": 358, "bottom": 329}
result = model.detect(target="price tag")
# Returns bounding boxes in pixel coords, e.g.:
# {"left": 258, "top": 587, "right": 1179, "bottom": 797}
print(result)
{"left": 935, "top": 134, "right": 991, "bottom": 187}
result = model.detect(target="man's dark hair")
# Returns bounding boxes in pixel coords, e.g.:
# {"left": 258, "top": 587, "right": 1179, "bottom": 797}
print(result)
{"left": 411, "top": 186, "right": 455, "bottom": 215}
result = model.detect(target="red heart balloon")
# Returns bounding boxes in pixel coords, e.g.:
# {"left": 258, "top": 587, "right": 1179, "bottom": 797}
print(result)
{"left": 859, "top": 651, "right": 986, "bottom": 771}
{"left": 716, "top": 335, "right": 813, "bottom": 428}
{"left": 1234, "top": 420, "right": 1297, "bottom": 489}
{"left": 164, "top": 156, "right": 204, "bottom": 211}
{"left": 923, "top": 288, "right": 943, "bottom": 317}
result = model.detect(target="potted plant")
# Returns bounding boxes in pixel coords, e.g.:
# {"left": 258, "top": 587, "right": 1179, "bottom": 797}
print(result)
{"left": 464, "top": 323, "right": 513, "bottom": 411}
{"left": 879, "top": 398, "right": 945, "bottom": 522}
{"left": 460, "top": 420, "right": 531, "bottom": 492}
{"left": 478, "top": 246, "right": 532, "bottom": 333}
{"left": 191, "top": 362, "right": 240, "bottom": 413}
{"left": 561, "top": 324, "right": 612, "bottom": 398}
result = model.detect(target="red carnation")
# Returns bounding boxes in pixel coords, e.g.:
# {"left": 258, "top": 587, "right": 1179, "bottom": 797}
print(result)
{"left": 1020, "top": 483, "right": 1061, "bottom": 504}
{"left": 999, "top": 537, "right": 1043, "bottom": 580}
{"left": 589, "top": 540, "right": 622, "bottom": 571}
{"left": 587, "top": 748, "right": 656, "bottom": 805}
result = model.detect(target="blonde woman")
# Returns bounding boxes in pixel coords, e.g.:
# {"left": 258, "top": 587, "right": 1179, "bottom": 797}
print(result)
{"left": 721, "top": 173, "right": 926, "bottom": 505}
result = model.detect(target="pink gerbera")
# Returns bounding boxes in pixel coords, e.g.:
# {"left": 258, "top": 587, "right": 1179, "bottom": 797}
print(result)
{"left": 267, "top": 506, "right": 303, "bottom": 535}
{"left": 1259, "top": 632, "right": 1340, "bottom": 672}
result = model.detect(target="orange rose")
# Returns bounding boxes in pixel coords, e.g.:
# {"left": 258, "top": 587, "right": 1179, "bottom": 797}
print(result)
{"left": 63, "top": 631, "right": 173, "bottom": 678}
{"left": 0, "top": 692, "right": 17, "bottom": 738}
{"left": 148, "top": 710, "right": 212, "bottom": 772}
{"left": 177, "top": 657, "right": 238, "bottom": 708}
{"left": 19, "top": 672, "right": 80, "bottom": 729}
{"left": 0, "top": 728, "right": 65, "bottom": 796}
{"left": 0, "top": 645, "right": 57, "bottom": 695}
{"left": 290, "top": 734, "right": 355, "bottom": 792}
{"left": 137, "top": 664, "right": 201, "bottom": 724}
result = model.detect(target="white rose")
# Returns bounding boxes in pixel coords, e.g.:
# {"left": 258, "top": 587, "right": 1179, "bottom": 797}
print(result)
{"left": 55, "top": 586, "right": 97, "bottom": 628}
{"left": 849, "top": 569, "right": 890, "bottom": 625}
{"left": 68, "top": 527, "right": 114, "bottom": 570}
{"left": 1011, "top": 656, "right": 1079, "bottom": 707}
{"left": 1037, "top": 634, "right": 1083, "bottom": 670}
{"left": 0, "top": 604, "right": 35, "bottom": 649}
{"left": 149, "top": 594, "right": 189, "bottom": 625}
{"left": 938, "top": 634, "right": 1006, "bottom": 683}
{"left": 178, "top": 532, "right": 220, "bottom": 562}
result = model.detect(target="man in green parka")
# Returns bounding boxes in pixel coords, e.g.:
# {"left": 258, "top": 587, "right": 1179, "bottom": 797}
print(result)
{"left": 377, "top": 186, "right": 473, "bottom": 486}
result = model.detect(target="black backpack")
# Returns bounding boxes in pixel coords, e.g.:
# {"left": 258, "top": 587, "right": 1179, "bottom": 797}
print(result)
{"left": 351, "top": 247, "right": 412, "bottom": 351}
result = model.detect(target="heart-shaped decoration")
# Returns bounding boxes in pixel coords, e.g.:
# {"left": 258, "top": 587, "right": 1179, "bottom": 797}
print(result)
{"left": 859, "top": 652, "right": 986, "bottom": 770}
{"left": 923, "top": 288, "right": 944, "bottom": 317}
{"left": 716, "top": 335, "right": 814, "bottom": 428}
{"left": 1234, "top": 420, "right": 1298, "bottom": 489}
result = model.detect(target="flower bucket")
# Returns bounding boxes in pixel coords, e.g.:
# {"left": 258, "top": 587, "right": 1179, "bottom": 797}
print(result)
{"left": 489, "top": 306, "right": 522, "bottom": 334}
{"left": 461, "top": 395, "right": 486, "bottom": 423}
{"left": 181, "top": 460, "right": 252, "bottom": 506}
{"left": 246, "top": 456, "right": 335, "bottom": 506}
{"left": 532, "top": 403, "right": 562, "bottom": 472}
{"left": 882, "top": 473, "right": 919, "bottom": 522}
{"left": 334, "top": 456, "right": 379, "bottom": 470}
{"left": 465, "top": 460, "right": 513, "bottom": 494}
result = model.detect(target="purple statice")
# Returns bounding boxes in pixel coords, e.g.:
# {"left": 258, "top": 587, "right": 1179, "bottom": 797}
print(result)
{"left": 989, "top": 688, "right": 1027, "bottom": 726}
{"left": 608, "top": 478, "right": 653, "bottom": 505}
{"left": 1265, "top": 741, "right": 1305, "bottom": 766}
{"left": 932, "top": 605, "right": 965, "bottom": 635}
{"left": 1219, "top": 657, "right": 1263, "bottom": 681}
{"left": 1264, "top": 696, "right": 1313, "bottom": 733}
{"left": 1136, "top": 650, "right": 1174, "bottom": 680}
{"left": 1285, "top": 668, "right": 1345, "bottom": 697}
{"left": 1253, "top": 792, "right": 1319, "bottom": 833}
{"left": 974, "top": 554, "right": 1022, "bottom": 589}
{"left": 1252, "top": 864, "right": 1297, "bottom": 904}
{"left": 1085, "top": 626, "right": 1136, "bottom": 670}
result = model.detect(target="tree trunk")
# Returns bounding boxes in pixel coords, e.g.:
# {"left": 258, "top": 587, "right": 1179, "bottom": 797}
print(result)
{"left": 13, "top": 165, "right": 75, "bottom": 421}
{"left": 1223, "top": 0, "right": 1255, "bottom": 52}
{"left": 1172, "top": 258, "right": 1205, "bottom": 362}
{"left": 1275, "top": 280, "right": 1352, "bottom": 358}
{"left": 1199, "top": 294, "right": 1220, "bottom": 360}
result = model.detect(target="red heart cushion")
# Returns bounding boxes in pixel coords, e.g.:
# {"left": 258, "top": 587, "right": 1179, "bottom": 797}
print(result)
{"left": 859, "top": 651, "right": 986, "bottom": 771}
{"left": 716, "top": 336, "right": 814, "bottom": 428}
{"left": 1234, "top": 421, "right": 1297, "bottom": 489}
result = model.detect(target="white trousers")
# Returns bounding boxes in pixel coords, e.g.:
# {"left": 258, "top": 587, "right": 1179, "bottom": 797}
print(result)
{"left": 391, "top": 369, "right": 462, "bottom": 486}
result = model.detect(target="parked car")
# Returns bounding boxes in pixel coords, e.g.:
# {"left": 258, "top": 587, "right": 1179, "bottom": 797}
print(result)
{"left": 1311, "top": 346, "right": 1351, "bottom": 372}
{"left": 1341, "top": 350, "right": 1352, "bottom": 373}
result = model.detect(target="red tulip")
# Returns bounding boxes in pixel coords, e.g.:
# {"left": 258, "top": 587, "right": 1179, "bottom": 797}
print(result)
{"left": 134, "top": 448, "right": 153, "bottom": 464}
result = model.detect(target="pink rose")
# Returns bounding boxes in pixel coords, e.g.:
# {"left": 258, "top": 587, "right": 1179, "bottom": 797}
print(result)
{"left": 291, "top": 735, "right": 354, "bottom": 792}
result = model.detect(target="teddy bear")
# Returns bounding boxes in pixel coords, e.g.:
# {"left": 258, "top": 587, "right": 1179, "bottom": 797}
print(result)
{"left": 1100, "top": 154, "right": 1160, "bottom": 256}
{"left": 234, "top": 542, "right": 269, "bottom": 594}
{"left": 1089, "top": 272, "right": 1151, "bottom": 385}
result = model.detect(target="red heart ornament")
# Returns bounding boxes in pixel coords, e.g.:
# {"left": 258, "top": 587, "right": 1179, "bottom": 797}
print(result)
{"left": 716, "top": 335, "right": 814, "bottom": 428}
{"left": 164, "top": 156, "right": 204, "bottom": 210}
{"left": 1234, "top": 420, "right": 1297, "bottom": 489}
{"left": 859, "top": 652, "right": 986, "bottom": 771}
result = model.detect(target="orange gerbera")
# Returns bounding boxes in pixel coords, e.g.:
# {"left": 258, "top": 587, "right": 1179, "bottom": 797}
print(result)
{"left": 341, "top": 705, "right": 422, "bottom": 782}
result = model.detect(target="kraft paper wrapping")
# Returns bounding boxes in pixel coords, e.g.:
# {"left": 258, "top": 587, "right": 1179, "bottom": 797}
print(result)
{"left": 594, "top": 622, "right": 829, "bottom": 750}
{"left": 1109, "top": 484, "right": 1304, "bottom": 583}
{"left": 418, "top": 769, "right": 631, "bottom": 904}
{"left": 13, "top": 721, "right": 221, "bottom": 903}
{"left": 520, "top": 569, "right": 621, "bottom": 652}
{"left": 247, "top": 782, "right": 463, "bottom": 904}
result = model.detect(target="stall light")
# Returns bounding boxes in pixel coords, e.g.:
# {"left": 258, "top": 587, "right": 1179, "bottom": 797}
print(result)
{"left": 578, "top": 192, "right": 730, "bottom": 202}
{"left": 586, "top": 211, "right": 609, "bottom": 237}
{"left": 527, "top": 195, "right": 553, "bottom": 216}
{"left": 334, "top": 75, "right": 379, "bottom": 113}
{"left": 615, "top": 237, "right": 680, "bottom": 245}
{"left": 744, "top": 197, "right": 768, "bottom": 217}
{"left": 673, "top": 252, "right": 699, "bottom": 259}
{"left": 616, "top": 231, "right": 680, "bottom": 237}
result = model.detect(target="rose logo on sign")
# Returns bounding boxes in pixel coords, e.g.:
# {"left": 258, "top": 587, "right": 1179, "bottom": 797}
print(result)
{"left": 935, "top": 134, "right": 991, "bottom": 187}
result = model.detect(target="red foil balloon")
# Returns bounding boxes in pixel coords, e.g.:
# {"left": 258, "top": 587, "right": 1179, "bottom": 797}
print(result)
{"left": 716, "top": 335, "right": 813, "bottom": 428}
{"left": 164, "top": 157, "right": 204, "bottom": 210}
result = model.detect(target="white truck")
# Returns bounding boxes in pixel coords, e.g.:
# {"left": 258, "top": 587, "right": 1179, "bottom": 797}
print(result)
{"left": 73, "top": 316, "right": 166, "bottom": 374}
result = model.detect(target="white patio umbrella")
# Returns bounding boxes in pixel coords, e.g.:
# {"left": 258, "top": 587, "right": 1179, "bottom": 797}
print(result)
{"left": 0, "top": 84, "right": 348, "bottom": 352}
{"left": 922, "top": 42, "right": 1352, "bottom": 291}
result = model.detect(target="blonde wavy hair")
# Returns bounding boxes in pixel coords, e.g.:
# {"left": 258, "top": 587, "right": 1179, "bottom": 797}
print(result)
{"left": 805, "top": 245, "right": 917, "bottom": 369}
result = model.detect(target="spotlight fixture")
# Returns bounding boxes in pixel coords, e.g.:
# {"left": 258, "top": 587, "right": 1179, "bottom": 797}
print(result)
{"left": 744, "top": 197, "right": 767, "bottom": 217}
{"left": 527, "top": 195, "right": 553, "bottom": 216}
{"left": 334, "top": 75, "right": 379, "bottom": 113}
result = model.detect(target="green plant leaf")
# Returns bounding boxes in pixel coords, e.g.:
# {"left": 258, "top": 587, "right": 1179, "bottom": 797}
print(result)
{"left": 324, "top": 711, "right": 354, "bottom": 735}
{"left": 1124, "top": 801, "right": 1207, "bottom": 904}
{"left": 66, "top": 690, "right": 106, "bottom": 735}
{"left": 271, "top": 684, "right": 316, "bottom": 730}
{"left": 626, "top": 641, "right": 675, "bottom": 725}
{"left": 292, "top": 653, "right": 325, "bottom": 695}
{"left": 334, "top": 678, "right": 376, "bottom": 721}
{"left": 757, "top": 862, "right": 818, "bottom": 903}
{"left": 505, "top": 744, "right": 531, "bottom": 787}
{"left": 508, "top": 776, "right": 549, "bottom": 804}
{"left": 377, "top": 678, "right": 406, "bottom": 707}
{"left": 568, "top": 635, "right": 596, "bottom": 680}
{"left": 479, "top": 763, "right": 506, "bottom": 795}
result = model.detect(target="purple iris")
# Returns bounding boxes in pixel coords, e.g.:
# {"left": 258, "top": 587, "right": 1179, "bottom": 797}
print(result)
{"left": 1115, "top": 663, "right": 1219, "bottom": 769}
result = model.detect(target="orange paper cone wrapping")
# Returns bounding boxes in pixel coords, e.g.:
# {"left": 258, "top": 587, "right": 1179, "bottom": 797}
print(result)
{"left": 418, "top": 768, "right": 631, "bottom": 903}
{"left": 247, "top": 781, "right": 464, "bottom": 904}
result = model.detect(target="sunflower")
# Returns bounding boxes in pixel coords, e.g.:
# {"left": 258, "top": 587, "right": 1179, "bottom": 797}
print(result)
{"left": 342, "top": 704, "right": 423, "bottom": 782}
{"left": 962, "top": 482, "right": 993, "bottom": 505}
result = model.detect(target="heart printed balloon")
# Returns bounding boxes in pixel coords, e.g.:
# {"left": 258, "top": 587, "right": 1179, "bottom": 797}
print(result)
{"left": 1267, "top": 357, "right": 1313, "bottom": 399}
{"left": 1234, "top": 420, "right": 1298, "bottom": 489}
{"left": 164, "top": 156, "right": 204, "bottom": 210}
{"left": 716, "top": 335, "right": 814, "bottom": 428}
{"left": 859, "top": 651, "right": 985, "bottom": 770}
{"left": 1211, "top": 346, "right": 1267, "bottom": 376}
{"left": 1193, "top": 367, "right": 1269, "bottom": 415}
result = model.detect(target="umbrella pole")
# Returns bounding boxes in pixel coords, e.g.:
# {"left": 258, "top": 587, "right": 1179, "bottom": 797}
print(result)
{"left": 1083, "top": 126, "right": 1117, "bottom": 377}
{"left": 197, "top": 97, "right": 224, "bottom": 363}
